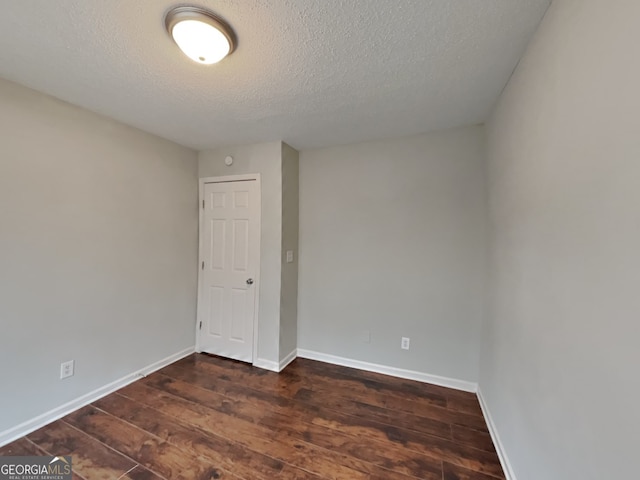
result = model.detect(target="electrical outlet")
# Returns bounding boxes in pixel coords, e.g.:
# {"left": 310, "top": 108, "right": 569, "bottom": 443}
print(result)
{"left": 60, "top": 360, "right": 74, "bottom": 379}
{"left": 401, "top": 337, "right": 410, "bottom": 350}
{"left": 286, "top": 250, "right": 294, "bottom": 263}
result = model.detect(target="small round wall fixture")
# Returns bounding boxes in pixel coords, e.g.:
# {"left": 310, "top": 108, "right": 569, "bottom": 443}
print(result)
{"left": 165, "top": 6, "right": 236, "bottom": 64}
{"left": 224, "top": 156, "right": 233, "bottom": 166}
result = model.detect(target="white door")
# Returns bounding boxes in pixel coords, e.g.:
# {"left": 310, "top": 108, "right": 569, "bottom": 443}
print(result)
{"left": 197, "top": 177, "right": 260, "bottom": 363}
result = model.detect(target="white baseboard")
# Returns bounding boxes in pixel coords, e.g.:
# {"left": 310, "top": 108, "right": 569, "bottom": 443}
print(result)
{"left": 253, "top": 348, "right": 298, "bottom": 373}
{"left": 279, "top": 349, "right": 297, "bottom": 371}
{"left": 477, "top": 387, "right": 517, "bottom": 480}
{"left": 252, "top": 358, "right": 279, "bottom": 372}
{"left": 297, "top": 348, "right": 477, "bottom": 393}
{"left": 0, "top": 346, "right": 195, "bottom": 448}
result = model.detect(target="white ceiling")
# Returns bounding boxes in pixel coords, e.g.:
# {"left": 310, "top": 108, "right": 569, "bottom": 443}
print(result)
{"left": 0, "top": 0, "right": 550, "bottom": 151}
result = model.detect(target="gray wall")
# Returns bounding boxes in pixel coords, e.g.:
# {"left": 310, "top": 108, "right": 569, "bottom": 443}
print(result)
{"left": 298, "top": 126, "right": 488, "bottom": 382}
{"left": 199, "top": 142, "right": 283, "bottom": 365}
{"left": 481, "top": 1, "right": 640, "bottom": 478}
{"left": 0, "top": 78, "right": 198, "bottom": 433}
{"left": 280, "top": 143, "right": 299, "bottom": 362}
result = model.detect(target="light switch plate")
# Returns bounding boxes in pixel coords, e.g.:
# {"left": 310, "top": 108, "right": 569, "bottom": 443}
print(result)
{"left": 286, "top": 250, "right": 294, "bottom": 263}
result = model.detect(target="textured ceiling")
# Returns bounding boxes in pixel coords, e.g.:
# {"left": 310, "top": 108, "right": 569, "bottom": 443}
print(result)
{"left": 0, "top": 0, "right": 550, "bottom": 150}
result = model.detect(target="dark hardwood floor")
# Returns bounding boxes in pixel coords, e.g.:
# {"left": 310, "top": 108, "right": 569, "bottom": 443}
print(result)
{"left": 0, "top": 354, "right": 505, "bottom": 479}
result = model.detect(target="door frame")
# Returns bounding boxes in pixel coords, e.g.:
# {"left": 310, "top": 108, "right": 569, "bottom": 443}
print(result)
{"left": 196, "top": 174, "right": 262, "bottom": 365}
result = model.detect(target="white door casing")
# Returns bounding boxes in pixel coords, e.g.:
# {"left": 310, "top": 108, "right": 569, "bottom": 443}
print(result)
{"left": 197, "top": 175, "right": 260, "bottom": 363}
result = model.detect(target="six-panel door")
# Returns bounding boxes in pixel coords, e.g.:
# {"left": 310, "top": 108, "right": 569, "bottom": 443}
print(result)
{"left": 198, "top": 179, "right": 260, "bottom": 362}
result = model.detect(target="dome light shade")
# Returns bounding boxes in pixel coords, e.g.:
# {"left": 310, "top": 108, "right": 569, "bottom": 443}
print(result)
{"left": 165, "top": 6, "right": 236, "bottom": 65}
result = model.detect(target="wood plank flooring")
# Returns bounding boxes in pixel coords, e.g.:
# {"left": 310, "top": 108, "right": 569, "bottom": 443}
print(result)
{"left": 0, "top": 354, "right": 505, "bottom": 479}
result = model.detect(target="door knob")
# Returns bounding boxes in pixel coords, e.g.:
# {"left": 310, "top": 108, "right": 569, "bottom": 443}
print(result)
{"left": 246, "top": 278, "right": 254, "bottom": 285}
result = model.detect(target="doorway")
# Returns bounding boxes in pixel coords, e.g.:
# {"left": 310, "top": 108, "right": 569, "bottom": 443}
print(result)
{"left": 196, "top": 174, "right": 261, "bottom": 363}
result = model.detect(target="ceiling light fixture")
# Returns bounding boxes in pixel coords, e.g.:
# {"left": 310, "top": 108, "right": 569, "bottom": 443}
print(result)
{"left": 165, "top": 6, "right": 236, "bottom": 65}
